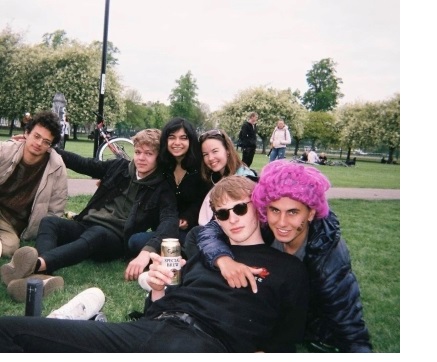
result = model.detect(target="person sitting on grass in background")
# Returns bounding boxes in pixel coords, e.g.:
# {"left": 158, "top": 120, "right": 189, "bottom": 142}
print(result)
{"left": 0, "top": 175, "right": 309, "bottom": 353}
{"left": 195, "top": 160, "right": 372, "bottom": 353}
{"left": 1, "top": 129, "right": 179, "bottom": 302}
{"left": 0, "top": 111, "right": 67, "bottom": 258}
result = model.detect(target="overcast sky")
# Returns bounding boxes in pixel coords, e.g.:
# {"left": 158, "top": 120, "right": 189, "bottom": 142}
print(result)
{"left": 1, "top": 0, "right": 399, "bottom": 111}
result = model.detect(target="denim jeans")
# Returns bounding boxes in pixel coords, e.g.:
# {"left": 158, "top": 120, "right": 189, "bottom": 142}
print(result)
{"left": 269, "top": 147, "right": 286, "bottom": 162}
{"left": 128, "top": 229, "right": 189, "bottom": 256}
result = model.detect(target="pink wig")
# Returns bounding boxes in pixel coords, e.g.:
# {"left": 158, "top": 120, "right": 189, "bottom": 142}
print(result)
{"left": 252, "top": 160, "right": 331, "bottom": 221}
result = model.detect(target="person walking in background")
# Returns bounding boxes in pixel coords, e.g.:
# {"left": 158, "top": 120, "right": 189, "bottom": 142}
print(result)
{"left": 20, "top": 112, "right": 32, "bottom": 132}
{"left": 269, "top": 118, "right": 291, "bottom": 162}
{"left": 0, "top": 111, "right": 67, "bottom": 258}
{"left": 195, "top": 161, "right": 372, "bottom": 353}
{"left": 238, "top": 112, "right": 258, "bottom": 167}
{"left": 62, "top": 116, "right": 71, "bottom": 149}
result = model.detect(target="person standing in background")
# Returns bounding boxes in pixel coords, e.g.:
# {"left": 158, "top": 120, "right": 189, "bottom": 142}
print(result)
{"left": 269, "top": 118, "right": 291, "bottom": 162}
{"left": 62, "top": 116, "right": 71, "bottom": 150}
{"left": 21, "top": 112, "right": 32, "bottom": 132}
{"left": 238, "top": 112, "right": 258, "bottom": 167}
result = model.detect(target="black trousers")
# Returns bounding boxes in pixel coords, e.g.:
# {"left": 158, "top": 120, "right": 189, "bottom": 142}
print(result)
{"left": 35, "top": 216, "right": 123, "bottom": 273}
{"left": 0, "top": 316, "right": 228, "bottom": 352}
{"left": 242, "top": 147, "right": 256, "bottom": 167}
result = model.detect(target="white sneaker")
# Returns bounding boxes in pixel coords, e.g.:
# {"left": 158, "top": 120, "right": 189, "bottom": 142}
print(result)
{"left": 47, "top": 287, "right": 105, "bottom": 320}
{"left": 138, "top": 271, "right": 152, "bottom": 292}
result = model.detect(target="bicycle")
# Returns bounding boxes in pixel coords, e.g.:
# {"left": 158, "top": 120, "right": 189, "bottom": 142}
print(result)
{"left": 92, "top": 111, "right": 134, "bottom": 161}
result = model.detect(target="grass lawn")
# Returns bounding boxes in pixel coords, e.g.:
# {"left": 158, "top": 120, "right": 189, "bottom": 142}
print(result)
{"left": 0, "top": 198, "right": 400, "bottom": 353}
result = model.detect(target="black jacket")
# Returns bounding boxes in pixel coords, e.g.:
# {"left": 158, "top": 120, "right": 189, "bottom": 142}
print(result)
{"left": 238, "top": 121, "right": 257, "bottom": 148}
{"left": 57, "top": 149, "right": 179, "bottom": 255}
{"left": 198, "top": 210, "right": 372, "bottom": 353}
{"left": 163, "top": 166, "right": 209, "bottom": 232}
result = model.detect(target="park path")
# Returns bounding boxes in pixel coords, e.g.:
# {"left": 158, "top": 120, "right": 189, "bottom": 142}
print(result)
{"left": 67, "top": 179, "right": 400, "bottom": 200}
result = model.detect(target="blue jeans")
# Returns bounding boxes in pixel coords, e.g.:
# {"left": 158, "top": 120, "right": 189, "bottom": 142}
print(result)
{"left": 128, "top": 230, "right": 189, "bottom": 255}
{"left": 269, "top": 147, "right": 286, "bottom": 162}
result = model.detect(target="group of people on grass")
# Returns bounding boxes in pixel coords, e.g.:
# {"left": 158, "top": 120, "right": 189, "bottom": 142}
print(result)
{"left": 0, "top": 110, "right": 371, "bottom": 352}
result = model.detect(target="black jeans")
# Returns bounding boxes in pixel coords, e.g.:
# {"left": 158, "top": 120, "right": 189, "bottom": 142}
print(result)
{"left": 35, "top": 216, "right": 123, "bottom": 273}
{"left": 242, "top": 147, "right": 256, "bottom": 167}
{"left": 0, "top": 316, "right": 228, "bottom": 352}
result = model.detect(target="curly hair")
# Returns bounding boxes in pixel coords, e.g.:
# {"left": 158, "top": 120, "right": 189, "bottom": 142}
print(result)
{"left": 252, "top": 160, "right": 331, "bottom": 221}
{"left": 26, "top": 111, "right": 62, "bottom": 146}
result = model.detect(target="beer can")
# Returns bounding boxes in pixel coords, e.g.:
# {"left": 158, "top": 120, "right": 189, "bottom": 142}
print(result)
{"left": 161, "top": 238, "right": 181, "bottom": 285}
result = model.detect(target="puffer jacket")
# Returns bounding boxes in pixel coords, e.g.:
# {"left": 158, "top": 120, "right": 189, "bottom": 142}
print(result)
{"left": 197, "top": 210, "right": 372, "bottom": 352}
{"left": 0, "top": 140, "right": 68, "bottom": 240}
{"left": 56, "top": 149, "right": 179, "bottom": 254}
{"left": 269, "top": 125, "right": 291, "bottom": 149}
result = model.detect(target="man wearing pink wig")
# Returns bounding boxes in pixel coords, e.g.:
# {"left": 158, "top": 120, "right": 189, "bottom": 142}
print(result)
{"left": 196, "top": 160, "right": 372, "bottom": 353}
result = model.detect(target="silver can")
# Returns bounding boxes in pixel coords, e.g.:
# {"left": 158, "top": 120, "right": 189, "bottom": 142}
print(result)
{"left": 161, "top": 238, "right": 181, "bottom": 285}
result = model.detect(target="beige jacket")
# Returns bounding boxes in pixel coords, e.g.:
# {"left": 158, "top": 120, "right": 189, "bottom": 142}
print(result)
{"left": 0, "top": 140, "right": 68, "bottom": 240}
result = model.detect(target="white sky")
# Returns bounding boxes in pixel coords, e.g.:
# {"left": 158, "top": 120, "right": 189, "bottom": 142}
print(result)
{"left": 1, "top": 0, "right": 399, "bottom": 112}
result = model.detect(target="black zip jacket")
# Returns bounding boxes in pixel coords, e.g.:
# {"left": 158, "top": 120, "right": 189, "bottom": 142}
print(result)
{"left": 56, "top": 149, "right": 179, "bottom": 255}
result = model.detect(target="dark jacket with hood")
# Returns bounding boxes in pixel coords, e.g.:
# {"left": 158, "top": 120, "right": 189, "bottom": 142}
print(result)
{"left": 56, "top": 149, "right": 179, "bottom": 255}
{"left": 197, "top": 210, "right": 372, "bottom": 353}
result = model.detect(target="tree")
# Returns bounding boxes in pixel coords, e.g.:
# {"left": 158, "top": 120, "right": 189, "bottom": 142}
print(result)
{"left": 168, "top": 71, "right": 201, "bottom": 126}
{"left": 303, "top": 111, "right": 339, "bottom": 150}
{"left": 42, "top": 30, "right": 68, "bottom": 49}
{"left": 374, "top": 93, "right": 400, "bottom": 163}
{"left": 302, "top": 58, "right": 344, "bottom": 112}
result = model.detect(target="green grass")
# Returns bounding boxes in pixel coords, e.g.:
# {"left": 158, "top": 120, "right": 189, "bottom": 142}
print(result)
{"left": 0, "top": 198, "right": 400, "bottom": 353}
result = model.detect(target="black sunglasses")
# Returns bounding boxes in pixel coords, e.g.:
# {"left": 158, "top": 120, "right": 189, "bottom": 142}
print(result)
{"left": 199, "top": 129, "right": 223, "bottom": 142}
{"left": 214, "top": 201, "right": 252, "bottom": 221}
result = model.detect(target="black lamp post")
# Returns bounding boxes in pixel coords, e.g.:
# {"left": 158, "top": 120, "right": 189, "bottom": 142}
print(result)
{"left": 93, "top": 0, "right": 110, "bottom": 158}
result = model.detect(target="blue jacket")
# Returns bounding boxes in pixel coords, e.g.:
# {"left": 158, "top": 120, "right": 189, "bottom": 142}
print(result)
{"left": 197, "top": 210, "right": 372, "bottom": 352}
{"left": 56, "top": 149, "right": 179, "bottom": 255}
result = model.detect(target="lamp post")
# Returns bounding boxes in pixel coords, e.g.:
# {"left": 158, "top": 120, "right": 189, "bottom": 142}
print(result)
{"left": 93, "top": 0, "right": 110, "bottom": 158}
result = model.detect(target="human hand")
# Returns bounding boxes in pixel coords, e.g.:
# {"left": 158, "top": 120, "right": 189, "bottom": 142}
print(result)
{"left": 216, "top": 256, "right": 263, "bottom": 293}
{"left": 179, "top": 219, "right": 188, "bottom": 230}
{"left": 146, "top": 252, "right": 186, "bottom": 292}
{"left": 124, "top": 250, "right": 151, "bottom": 281}
{"left": 11, "top": 134, "right": 26, "bottom": 142}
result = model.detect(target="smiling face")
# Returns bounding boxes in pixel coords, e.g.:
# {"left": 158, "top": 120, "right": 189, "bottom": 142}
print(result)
{"left": 134, "top": 144, "right": 159, "bottom": 179}
{"left": 266, "top": 196, "right": 316, "bottom": 253}
{"left": 167, "top": 127, "right": 189, "bottom": 161}
{"left": 201, "top": 138, "right": 228, "bottom": 174}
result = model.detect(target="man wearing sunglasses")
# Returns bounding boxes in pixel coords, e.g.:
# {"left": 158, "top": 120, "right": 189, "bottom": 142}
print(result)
{"left": 0, "top": 111, "right": 67, "bottom": 258}
{"left": 0, "top": 175, "right": 308, "bottom": 353}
